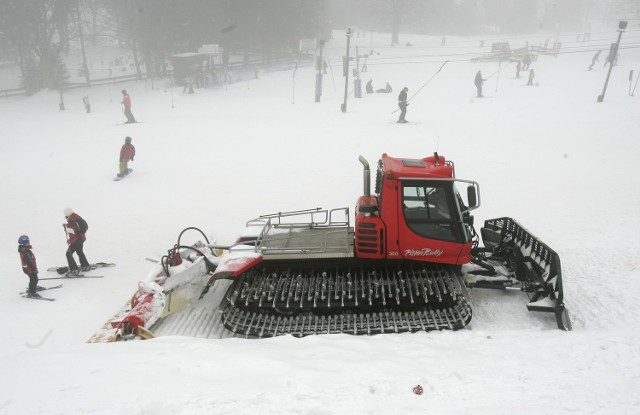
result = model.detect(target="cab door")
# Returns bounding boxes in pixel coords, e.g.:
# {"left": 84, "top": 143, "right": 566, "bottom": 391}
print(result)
{"left": 397, "top": 180, "right": 467, "bottom": 264}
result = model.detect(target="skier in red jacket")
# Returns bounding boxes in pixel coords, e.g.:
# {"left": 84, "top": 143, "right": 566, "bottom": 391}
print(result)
{"left": 19, "top": 235, "right": 41, "bottom": 298}
{"left": 64, "top": 207, "right": 90, "bottom": 276}
{"left": 121, "top": 89, "right": 137, "bottom": 123}
{"left": 118, "top": 136, "right": 136, "bottom": 178}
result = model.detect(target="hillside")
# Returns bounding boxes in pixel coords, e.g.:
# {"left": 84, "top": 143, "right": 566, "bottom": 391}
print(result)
{"left": 1, "top": 30, "right": 639, "bottom": 414}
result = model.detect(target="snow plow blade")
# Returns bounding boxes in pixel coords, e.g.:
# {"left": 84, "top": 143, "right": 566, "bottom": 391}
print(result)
{"left": 471, "top": 217, "right": 571, "bottom": 331}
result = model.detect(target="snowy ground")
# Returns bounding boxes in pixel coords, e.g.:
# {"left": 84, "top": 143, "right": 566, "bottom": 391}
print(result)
{"left": 1, "top": 30, "right": 640, "bottom": 414}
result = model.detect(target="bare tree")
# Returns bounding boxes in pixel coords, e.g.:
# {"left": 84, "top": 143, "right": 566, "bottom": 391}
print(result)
{"left": 1, "top": 0, "right": 73, "bottom": 90}
{"left": 76, "top": 0, "right": 90, "bottom": 85}
{"left": 391, "top": 0, "right": 404, "bottom": 44}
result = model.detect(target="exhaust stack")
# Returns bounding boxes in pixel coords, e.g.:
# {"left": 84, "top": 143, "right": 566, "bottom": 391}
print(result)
{"left": 358, "top": 155, "right": 370, "bottom": 197}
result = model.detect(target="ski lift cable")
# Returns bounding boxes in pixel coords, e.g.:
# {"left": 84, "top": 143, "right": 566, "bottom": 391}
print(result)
{"left": 325, "top": 42, "right": 640, "bottom": 72}
{"left": 342, "top": 44, "right": 640, "bottom": 68}
{"left": 324, "top": 40, "right": 640, "bottom": 60}
{"left": 484, "top": 61, "right": 513, "bottom": 80}
{"left": 390, "top": 60, "right": 449, "bottom": 114}
{"left": 328, "top": 27, "right": 640, "bottom": 49}
{"left": 406, "top": 60, "right": 449, "bottom": 103}
{"left": 324, "top": 29, "right": 640, "bottom": 55}
{"left": 346, "top": 41, "right": 640, "bottom": 65}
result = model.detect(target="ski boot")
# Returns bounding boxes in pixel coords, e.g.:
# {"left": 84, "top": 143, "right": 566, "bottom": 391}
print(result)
{"left": 26, "top": 292, "right": 42, "bottom": 299}
{"left": 66, "top": 268, "right": 80, "bottom": 277}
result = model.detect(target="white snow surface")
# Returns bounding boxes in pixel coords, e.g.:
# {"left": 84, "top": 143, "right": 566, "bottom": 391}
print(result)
{"left": 1, "top": 31, "right": 640, "bottom": 414}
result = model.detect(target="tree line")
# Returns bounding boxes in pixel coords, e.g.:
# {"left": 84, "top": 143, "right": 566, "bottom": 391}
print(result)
{"left": 0, "top": 0, "right": 329, "bottom": 94}
{"left": 0, "top": 0, "right": 626, "bottom": 94}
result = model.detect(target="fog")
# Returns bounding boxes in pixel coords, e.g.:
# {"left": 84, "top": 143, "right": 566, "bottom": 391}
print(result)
{"left": 0, "top": 0, "right": 630, "bottom": 93}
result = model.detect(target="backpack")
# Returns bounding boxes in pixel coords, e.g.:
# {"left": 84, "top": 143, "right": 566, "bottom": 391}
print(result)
{"left": 77, "top": 216, "right": 89, "bottom": 234}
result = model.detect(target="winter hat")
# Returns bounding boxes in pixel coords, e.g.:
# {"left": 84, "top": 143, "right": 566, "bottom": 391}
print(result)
{"left": 122, "top": 89, "right": 127, "bottom": 94}
{"left": 125, "top": 136, "right": 132, "bottom": 143}
{"left": 64, "top": 207, "right": 74, "bottom": 217}
{"left": 18, "top": 235, "right": 30, "bottom": 245}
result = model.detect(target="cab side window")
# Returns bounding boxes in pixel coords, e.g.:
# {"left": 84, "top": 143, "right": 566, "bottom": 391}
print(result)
{"left": 402, "top": 183, "right": 457, "bottom": 242}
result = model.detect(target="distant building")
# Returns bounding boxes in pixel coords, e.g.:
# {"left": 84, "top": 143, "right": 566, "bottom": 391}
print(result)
{"left": 169, "top": 53, "right": 206, "bottom": 86}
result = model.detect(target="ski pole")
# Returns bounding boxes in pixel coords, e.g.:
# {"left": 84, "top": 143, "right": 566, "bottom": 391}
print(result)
{"left": 392, "top": 60, "right": 449, "bottom": 114}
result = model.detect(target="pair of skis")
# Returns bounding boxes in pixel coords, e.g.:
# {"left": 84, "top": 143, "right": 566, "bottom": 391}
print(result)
{"left": 20, "top": 262, "right": 114, "bottom": 301}
{"left": 19, "top": 284, "right": 63, "bottom": 302}
{"left": 39, "top": 273, "right": 105, "bottom": 281}
{"left": 21, "top": 274, "right": 105, "bottom": 301}
{"left": 21, "top": 275, "right": 103, "bottom": 301}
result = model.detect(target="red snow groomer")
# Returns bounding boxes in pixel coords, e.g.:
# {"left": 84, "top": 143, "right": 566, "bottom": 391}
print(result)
{"left": 207, "top": 153, "right": 571, "bottom": 337}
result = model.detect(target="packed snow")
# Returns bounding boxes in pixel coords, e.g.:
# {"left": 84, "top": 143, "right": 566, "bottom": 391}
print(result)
{"left": 1, "top": 30, "right": 640, "bottom": 414}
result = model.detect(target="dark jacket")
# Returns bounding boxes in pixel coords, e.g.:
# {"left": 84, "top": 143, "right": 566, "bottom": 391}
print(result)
{"left": 19, "top": 245, "right": 38, "bottom": 275}
{"left": 365, "top": 80, "right": 373, "bottom": 93}
{"left": 65, "top": 213, "right": 86, "bottom": 246}
{"left": 398, "top": 89, "right": 408, "bottom": 107}
{"left": 474, "top": 72, "right": 484, "bottom": 87}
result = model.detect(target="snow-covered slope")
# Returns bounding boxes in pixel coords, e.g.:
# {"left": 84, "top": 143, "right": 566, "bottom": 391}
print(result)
{"left": 1, "top": 30, "right": 639, "bottom": 414}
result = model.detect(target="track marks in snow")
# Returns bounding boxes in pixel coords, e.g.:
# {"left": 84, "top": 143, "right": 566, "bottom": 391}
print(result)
{"left": 466, "top": 246, "right": 640, "bottom": 332}
{"left": 562, "top": 247, "right": 640, "bottom": 330}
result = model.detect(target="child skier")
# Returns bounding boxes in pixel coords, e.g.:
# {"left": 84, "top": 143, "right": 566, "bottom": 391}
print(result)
{"left": 118, "top": 136, "right": 136, "bottom": 178}
{"left": 18, "top": 235, "right": 41, "bottom": 298}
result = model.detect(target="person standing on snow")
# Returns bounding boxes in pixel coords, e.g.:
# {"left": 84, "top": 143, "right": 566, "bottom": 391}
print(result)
{"left": 588, "top": 50, "right": 601, "bottom": 71}
{"left": 366, "top": 79, "right": 373, "bottom": 94}
{"left": 183, "top": 76, "right": 194, "bottom": 94}
{"left": 18, "top": 235, "right": 41, "bottom": 298}
{"left": 121, "top": 89, "right": 137, "bottom": 124}
{"left": 474, "top": 70, "right": 485, "bottom": 97}
{"left": 397, "top": 87, "right": 409, "bottom": 123}
{"left": 527, "top": 69, "right": 536, "bottom": 86}
{"left": 516, "top": 61, "right": 522, "bottom": 78}
{"left": 118, "top": 136, "right": 136, "bottom": 178}
{"left": 83, "top": 95, "right": 91, "bottom": 113}
{"left": 63, "top": 207, "right": 90, "bottom": 276}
